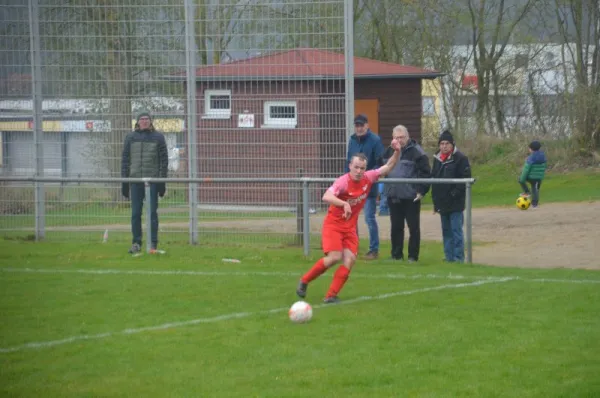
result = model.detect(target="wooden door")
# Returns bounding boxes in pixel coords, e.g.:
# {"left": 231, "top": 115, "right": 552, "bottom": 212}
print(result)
{"left": 354, "top": 99, "right": 379, "bottom": 134}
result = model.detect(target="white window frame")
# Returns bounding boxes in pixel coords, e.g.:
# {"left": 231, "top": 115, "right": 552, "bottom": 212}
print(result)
{"left": 262, "top": 101, "right": 297, "bottom": 128}
{"left": 422, "top": 96, "right": 436, "bottom": 116}
{"left": 203, "top": 89, "right": 231, "bottom": 119}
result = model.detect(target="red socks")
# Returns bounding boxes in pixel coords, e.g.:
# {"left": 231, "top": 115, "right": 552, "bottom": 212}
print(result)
{"left": 301, "top": 258, "right": 328, "bottom": 283}
{"left": 302, "top": 260, "right": 351, "bottom": 298}
{"left": 326, "top": 265, "right": 350, "bottom": 298}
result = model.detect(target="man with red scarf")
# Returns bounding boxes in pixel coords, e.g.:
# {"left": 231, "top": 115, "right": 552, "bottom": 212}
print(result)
{"left": 431, "top": 130, "right": 471, "bottom": 263}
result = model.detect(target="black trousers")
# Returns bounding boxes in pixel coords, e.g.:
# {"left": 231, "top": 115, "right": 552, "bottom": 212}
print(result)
{"left": 388, "top": 199, "right": 421, "bottom": 260}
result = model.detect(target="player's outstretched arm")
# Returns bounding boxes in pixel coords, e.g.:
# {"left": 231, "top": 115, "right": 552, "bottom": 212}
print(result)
{"left": 377, "top": 139, "right": 401, "bottom": 177}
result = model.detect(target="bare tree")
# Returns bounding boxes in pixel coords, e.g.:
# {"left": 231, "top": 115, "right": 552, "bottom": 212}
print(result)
{"left": 555, "top": 0, "right": 600, "bottom": 151}
{"left": 41, "top": 0, "right": 184, "bottom": 189}
{"left": 195, "top": 0, "right": 254, "bottom": 65}
{"left": 466, "top": 0, "right": 539, "bottom": 137}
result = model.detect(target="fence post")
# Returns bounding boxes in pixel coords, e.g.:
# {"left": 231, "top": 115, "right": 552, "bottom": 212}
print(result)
{"left": 302, "top": 180, "right": 310, "bottom": 256}
{"left": 29, "top": 0, "right": 45, "bottom": 241}
{"left": 344, "top": 0, "right": 354, "bottom": 145}
{"left": 184, "top": 0, "right": 198, "bottom": 245}
{"left": 465, "top": 181, "right": 473, "bottom": 263}
{"left": 295, "top": 168, "right": 304, "bottom": 246}
{"left": 145, "top": 180, "right": 152, "bottom": 253}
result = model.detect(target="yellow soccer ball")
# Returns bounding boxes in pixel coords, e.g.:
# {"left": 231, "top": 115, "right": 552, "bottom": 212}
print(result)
{"left": 516, "top": 195, "right": 531, "bottom": 210}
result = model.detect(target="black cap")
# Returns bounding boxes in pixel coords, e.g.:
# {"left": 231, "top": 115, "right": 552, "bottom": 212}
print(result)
{"left": 354, "top": 114, "right": 368, "bottom": 125}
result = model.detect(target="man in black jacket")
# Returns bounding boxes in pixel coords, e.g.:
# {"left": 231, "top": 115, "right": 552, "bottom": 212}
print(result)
{"left": 431, "top": 130, "right": 471, "bottom": 263}
{"left": 121, "top": 112, "right": 169, "bottom": 254}
{"left": 382, "top": 125, "right": 431, "bottom": 262}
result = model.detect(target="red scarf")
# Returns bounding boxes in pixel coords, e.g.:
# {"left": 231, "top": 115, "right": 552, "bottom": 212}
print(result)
{"left": 440, "top": 152, "right": 451, "bottom": 162}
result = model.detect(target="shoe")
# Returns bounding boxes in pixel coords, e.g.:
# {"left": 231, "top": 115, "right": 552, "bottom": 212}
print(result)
{"left": 407, "top": 258, "right": 417, "bottom": 263}
{"left": 128, "top": 243, "right": 141, "bottom": 254}
{"left": 296, "top": 280, "right": 308, "bottom": 298}
{"left": 520, "top": 192, "right": 531, "bottom": 198}
{"left": 149, "top": 244, "right": 158, "bottom": 254}
{"left": 363, "top": 251, "right": 379, "bottom": 260}
{"left": 442, "top": 258, "right": 454, "bottom": 263}
{"left": 386, "top": 256, "right": 403, "bottom": 262}
{"left": 531, "top": 205, "right": 538, "bottom": 209}
{"left": 323, "top": 296, "right": 340, "bottom": 304}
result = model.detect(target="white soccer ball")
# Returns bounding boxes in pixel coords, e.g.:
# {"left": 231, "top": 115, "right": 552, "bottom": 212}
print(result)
{"left": 288, "top": 301, "right": 313, "bottom": 323}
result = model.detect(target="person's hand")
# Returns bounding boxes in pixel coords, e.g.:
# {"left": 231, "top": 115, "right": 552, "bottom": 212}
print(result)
{"left": 391, "top": 139, "right": 401, "bottom": 151}
{"left": 122, "top": 183, "right": 129, "bottom": 199}
{"left": 414, "top": 193, "right": 423, "bottom": 202}
{"left": 157, "top": 183, "right": 166, "bottom": 198}
{"left": 343, "top": 202, "right": 352, "bottom": 220}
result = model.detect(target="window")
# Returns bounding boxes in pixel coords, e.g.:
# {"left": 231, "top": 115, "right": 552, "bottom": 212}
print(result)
{"left": 456, "top": 95, "right": 477, "bottom": 116}
{"left": 514, "top": 54, "right": 529, "bottom": 69}
{"left": 203, "top": 90, "right": 231, "bottom": 119}
{"left": 263, "top": 101, "right": 297, "bottom": 128}
{"left": 537, "top": 94, "right": 567, "bottom": 116}
{"left": 422, "top": 96, "right": 436, "bottom": 116}
{"left": 500, "top": 95, "right": 528, "bottom": 117}
{"left": 544, "top": 52, "right": 556, "bottom": 68}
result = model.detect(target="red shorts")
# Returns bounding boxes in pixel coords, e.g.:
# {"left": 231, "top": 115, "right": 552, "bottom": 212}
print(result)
{"left": 321, "top": 223, "right": 358, "bottom": 255}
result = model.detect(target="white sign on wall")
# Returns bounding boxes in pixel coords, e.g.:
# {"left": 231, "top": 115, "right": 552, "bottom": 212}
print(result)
{"left": 238, "top": 113, "right": 254, "bottom": 128}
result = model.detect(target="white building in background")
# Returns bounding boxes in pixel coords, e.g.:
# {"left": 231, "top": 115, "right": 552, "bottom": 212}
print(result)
{"left": 0, "top": 97, "right": 185, "bottom": 177}
{"left": 435, "top": 43, "right": 595, "bottom": 137}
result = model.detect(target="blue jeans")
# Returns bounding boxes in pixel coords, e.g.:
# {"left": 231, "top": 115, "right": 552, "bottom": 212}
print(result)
{"left": 378, "top": 182, "right": 389, "bottom": 214}
{"left": 363, "top": 196, "right": 379, "bottom": 253}
{"left": 440, "top": 212, "right": 464, "bottom": 262}
{"left": 130, "top": 183, "right": 159, "bottom": 247}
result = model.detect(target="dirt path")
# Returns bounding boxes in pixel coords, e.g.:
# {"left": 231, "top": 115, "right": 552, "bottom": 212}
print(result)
{"left": 54, "top": 202, "right": 600, "bottom": 270}
{"left": 225, "top": 201, "right": 600, "bottom": 270}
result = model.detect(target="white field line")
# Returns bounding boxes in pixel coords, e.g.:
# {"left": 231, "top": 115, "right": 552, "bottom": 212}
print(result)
{"left": 0, "top": 278, "right": 514, "bottom": 354}
{"left": 1, "top": 267, "right": 600, "bottom": 284}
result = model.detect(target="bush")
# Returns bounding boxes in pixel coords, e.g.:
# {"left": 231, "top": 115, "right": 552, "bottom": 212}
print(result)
{"left": 0, "top": 186, "right": 35, "bottom": 215}
{"left": 423, "top": 136, "right": 599, "bottom": 171}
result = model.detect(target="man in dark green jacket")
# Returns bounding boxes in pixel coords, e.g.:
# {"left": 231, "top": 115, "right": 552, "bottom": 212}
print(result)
{"left": 121, "top": 112, "right": 169, "bottom": 254}
{"left": 518, "top": 140, "right": 547, "bottom": 208}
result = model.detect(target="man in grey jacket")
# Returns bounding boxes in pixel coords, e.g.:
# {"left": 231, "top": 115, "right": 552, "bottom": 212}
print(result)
{"left": 121, "top": 112, "right": 169, "bottom": 254}
{"left": 382, "top": 125, "right": 431, "bottom": 262}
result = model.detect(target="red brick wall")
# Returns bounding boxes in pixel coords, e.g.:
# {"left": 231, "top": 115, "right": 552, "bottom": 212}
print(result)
{"left": 195, "top": 81, "right": 324, "bottom": 205}
{"left": 190, "top": 78, "right": 424, "bottom": 205}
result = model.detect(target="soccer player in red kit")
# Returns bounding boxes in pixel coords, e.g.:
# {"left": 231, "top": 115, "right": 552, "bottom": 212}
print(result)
{"left": 296, "top": 137, "right": 402, "bottom": 303}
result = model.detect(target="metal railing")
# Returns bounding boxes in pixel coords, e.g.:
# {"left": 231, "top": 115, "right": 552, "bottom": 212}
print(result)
{"left": 0, "top": 176, "right": 476, "bottom": 262}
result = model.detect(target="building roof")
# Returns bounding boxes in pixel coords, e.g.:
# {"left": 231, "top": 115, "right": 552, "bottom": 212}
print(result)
{"left": 169, "top": 48, "right": 443, "bottom": 81}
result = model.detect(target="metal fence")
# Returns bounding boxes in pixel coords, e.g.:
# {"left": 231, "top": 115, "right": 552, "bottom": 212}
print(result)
{"left": 1, "top": 0, "right": 351, "bottom": 244}
{"left": 0, "top": 176, "right": 476, "bottom": 262}
{"left": 1, "top": 1, "right": 477, "bottom": 261}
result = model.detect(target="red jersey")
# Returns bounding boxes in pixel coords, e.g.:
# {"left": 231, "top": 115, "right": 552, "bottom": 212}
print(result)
{"left": 323, "top": 169, "right": 380, "bottom": 230}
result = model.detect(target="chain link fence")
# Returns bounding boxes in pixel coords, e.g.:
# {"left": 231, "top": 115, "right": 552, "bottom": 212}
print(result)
{"left": 0, "top": 0, "right": 352, "bottom": 247}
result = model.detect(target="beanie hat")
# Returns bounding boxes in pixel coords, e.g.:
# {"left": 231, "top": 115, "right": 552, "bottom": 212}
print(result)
{"left": 529, "top": 140, "right": 541, "bottom": 151}
{"left": 438, "top": 130, "right": 454, "bottom": 145}
{"left": 137, "top": 112, "right": 152, "bottom": 122}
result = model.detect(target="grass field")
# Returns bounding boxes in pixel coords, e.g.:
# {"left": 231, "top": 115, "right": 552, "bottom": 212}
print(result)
{"left": 1, "top": 239, "right": 600, "bottom": 397}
